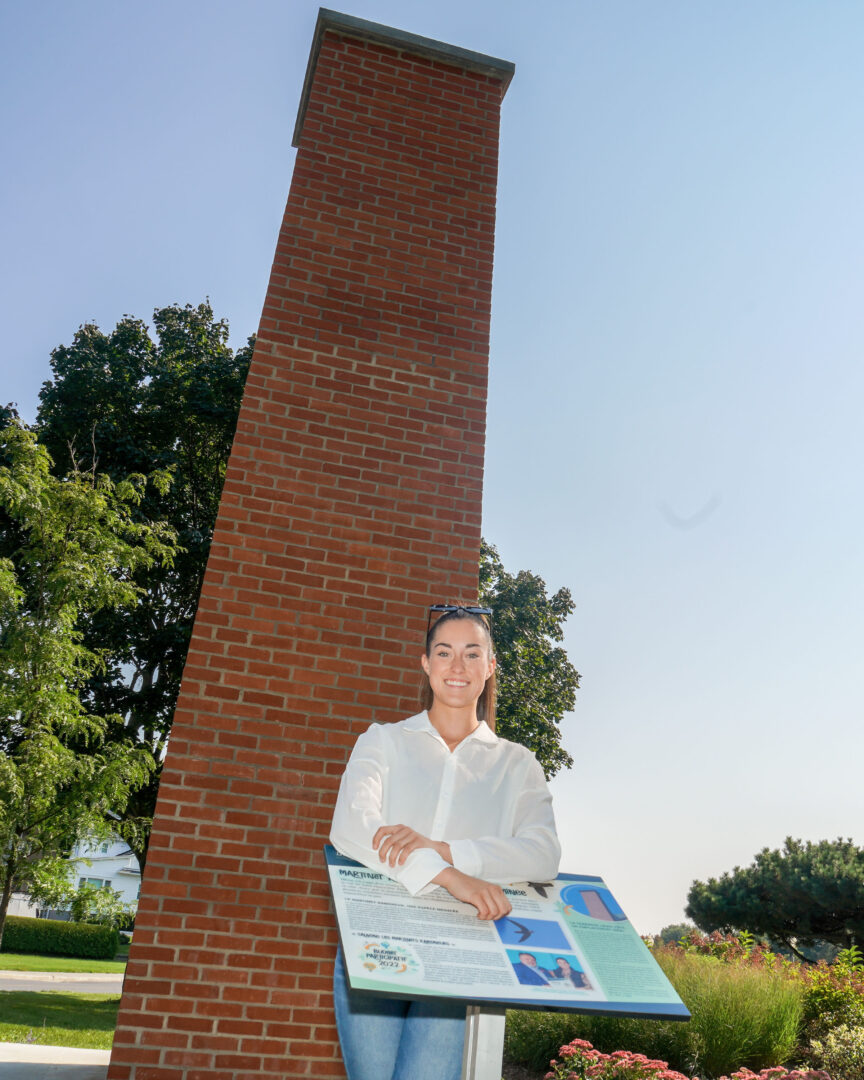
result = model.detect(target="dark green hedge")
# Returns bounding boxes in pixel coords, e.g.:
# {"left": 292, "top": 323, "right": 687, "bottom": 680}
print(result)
{"left": 1, "top": 916, "right": 119, "bottom": 959}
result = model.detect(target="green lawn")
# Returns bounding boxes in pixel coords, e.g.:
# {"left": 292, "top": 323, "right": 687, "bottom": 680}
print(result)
{"left": 0, "top": 991, "right": 119, "bottom": 1049}
{"left": 0, "top": 952, "right": 127, "bottom": 974}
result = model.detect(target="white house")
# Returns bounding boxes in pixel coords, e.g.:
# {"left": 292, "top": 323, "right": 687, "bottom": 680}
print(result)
{"left": 9, "top": 837, "right": 141, "bottom": 920}
{"left": 70, "top": 837, "right": 141, "bottom": 906}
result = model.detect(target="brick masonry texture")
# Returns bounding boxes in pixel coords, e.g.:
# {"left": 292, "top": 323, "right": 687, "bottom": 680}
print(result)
{"left": 108, "top": 15, "right": 511, "bottom": 1079}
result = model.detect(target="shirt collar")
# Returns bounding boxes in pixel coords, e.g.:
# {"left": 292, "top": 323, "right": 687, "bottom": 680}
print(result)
{"left": 403, "top": 711, "right": 499, "bottom": 746}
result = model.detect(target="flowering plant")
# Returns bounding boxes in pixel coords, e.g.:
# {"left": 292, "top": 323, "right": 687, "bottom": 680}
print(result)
{"left": 543, "top": 1039, "right": 832, "bottom": 1080}
{"left": 671, "top": 930, "right": 789, "bottom": 973}
{"left": 543, "top": 1038, "right": 692, "bottom": 1080}
{"left": 726, "top": 1070, "right": 830, "bottom": 1080}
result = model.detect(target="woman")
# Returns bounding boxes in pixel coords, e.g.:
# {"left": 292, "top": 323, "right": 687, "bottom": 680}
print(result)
{"left": 551, "top": 956, "right": 590, "bottom": 990}
{"left": 330, "top": 605, "right": 561, "bottom": 1080}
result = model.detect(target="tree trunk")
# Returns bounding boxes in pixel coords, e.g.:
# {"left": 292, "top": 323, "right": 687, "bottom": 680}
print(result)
{"left": 117, "top": 769, "right": 162, "bottom": 874}
{"left": 782, "top": 936, "right": 815, "bottom": 964}
{"left": 0, "top": 854, "right": 18, "bottom": 951}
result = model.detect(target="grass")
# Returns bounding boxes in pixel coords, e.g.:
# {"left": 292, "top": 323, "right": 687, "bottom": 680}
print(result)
{"left": 0, "top": 991, "right": 120, "bottom": 1050}
{"left": 674, "top": 952, "right": 802, "bottom": 1075}
{"left": 505, "top": 950, "right": 804, "bottom": 1078}
{"left": 0, "top": 951, "right": 127, "bottom": 973}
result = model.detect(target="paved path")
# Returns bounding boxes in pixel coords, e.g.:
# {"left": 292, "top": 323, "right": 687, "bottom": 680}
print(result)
{"left": 0, "top": 1043, "right": 109, "bottom": 1079}
{"left": 0, "top": 972, "right": 123, "bottom": 995}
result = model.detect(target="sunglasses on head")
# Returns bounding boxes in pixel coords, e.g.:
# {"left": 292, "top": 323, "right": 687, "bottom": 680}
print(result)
{"left": 426, "top": 604, "right": 493, "bottom": 636}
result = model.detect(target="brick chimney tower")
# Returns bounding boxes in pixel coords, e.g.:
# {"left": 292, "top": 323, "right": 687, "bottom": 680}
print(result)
{"left": 108, "top": 10, "right": 513, "bottom": 1078}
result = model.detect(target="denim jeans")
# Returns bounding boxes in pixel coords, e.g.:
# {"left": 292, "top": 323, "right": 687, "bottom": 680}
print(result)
{"left": 333, "top": 949, "right": 467, "bottom": 1080}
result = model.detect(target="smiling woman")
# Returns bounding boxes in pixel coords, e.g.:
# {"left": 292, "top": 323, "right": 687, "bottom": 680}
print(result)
{"left": 329, "top": 605, "right": 561, "bottom": 1080}
{"left": 420, "top": 605, "right": 497, "bottom": 738}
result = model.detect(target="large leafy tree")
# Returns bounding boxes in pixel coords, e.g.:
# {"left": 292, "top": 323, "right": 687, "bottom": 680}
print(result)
{"left": 686, "top": 837, "right": 864, "bottom": 959}
{"left": 31, "top": 306, "right": 579, "bottom": 868}
{"left": 480, "top": 540, "right": 579, "bottom": 777}
{"left": 35, "top": 303, "right": 253, "bottom": 867}
{"left": 0, "top": 426, "right": 176, "bottom": 946}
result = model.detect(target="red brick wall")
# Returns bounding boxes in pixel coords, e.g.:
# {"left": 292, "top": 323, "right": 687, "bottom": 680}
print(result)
{"left": 109, "top": 14, "right": 511, "bottom": 1079}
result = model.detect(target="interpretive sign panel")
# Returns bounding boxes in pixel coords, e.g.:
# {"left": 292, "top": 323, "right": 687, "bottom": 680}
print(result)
{"left": 325, "top": 847, "right": 689, "bottom": 1019}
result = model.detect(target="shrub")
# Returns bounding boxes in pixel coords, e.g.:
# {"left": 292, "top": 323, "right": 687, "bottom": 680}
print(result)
{"left": 806, "top": 1023, "right": 864, "bottom": 1079}
{"left": 800, "top": 959, "right": 864, "bottom": 1045}
{"left": 506, "top": 1010, "right": 584, "bottom": 1072}
{"left": 69, "top": 883, "right": 135, "bottom": 930}
{"left": 505, "top": 949, "right": 802, "bottom": 1078}
{"left": 675, "top": 930, "right": 789, "bottom": 972}
{"left": 0, "top": 915, "right": 119, "bottom": 959}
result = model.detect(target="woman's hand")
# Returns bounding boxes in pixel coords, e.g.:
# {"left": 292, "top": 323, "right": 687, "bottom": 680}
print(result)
{"left": 433, "top": 868, "right": 512, "bottom": 921}
{"left": 372, "top": 824, "right": 452, "bottom": 868}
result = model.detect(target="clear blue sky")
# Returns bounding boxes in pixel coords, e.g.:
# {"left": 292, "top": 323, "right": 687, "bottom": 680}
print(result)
{"left": 2, "top": 0, "right": 862, "bottom": 934}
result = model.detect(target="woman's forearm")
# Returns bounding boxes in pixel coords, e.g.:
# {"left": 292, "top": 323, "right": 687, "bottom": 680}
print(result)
{"left": 432, "top": 866, "right": 512, "bottom": 920}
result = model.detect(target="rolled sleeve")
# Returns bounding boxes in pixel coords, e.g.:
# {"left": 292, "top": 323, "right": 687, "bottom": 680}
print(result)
{"left": 396, "top": 848, "right": 451, "bottom": 896}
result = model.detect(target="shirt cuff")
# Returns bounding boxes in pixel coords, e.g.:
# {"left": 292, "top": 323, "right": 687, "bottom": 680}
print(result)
{"left": 398, "top": 848, "right": 451, "bottom": 896}
{"left": 449, "top": 838, "right": 481, "bottom": 878}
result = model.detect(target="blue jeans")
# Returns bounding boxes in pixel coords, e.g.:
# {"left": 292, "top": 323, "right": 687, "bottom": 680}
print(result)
{"left": 333, "top": 949, "right": 467, "bottom": 1080}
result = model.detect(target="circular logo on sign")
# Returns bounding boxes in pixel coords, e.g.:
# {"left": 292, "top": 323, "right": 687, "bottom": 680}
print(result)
{"left": 358, "top": 941, "right": 420, "bottom": 975}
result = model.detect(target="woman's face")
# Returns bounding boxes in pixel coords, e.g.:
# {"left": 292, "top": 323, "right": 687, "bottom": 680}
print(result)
{"left": 556, "top": 958, "right": 571, "bottom": 973}
{"left": 421, "top": 617, "right": 495, "bottom": 711}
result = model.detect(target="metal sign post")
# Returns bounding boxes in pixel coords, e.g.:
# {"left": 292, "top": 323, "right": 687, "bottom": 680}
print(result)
{"left": 461, "top": 1005, "right": 506, "bottom": 1079}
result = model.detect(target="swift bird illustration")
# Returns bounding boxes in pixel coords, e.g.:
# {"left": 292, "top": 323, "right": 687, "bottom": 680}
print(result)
{"left": 500, "top": 917, "right": 533, "bottom": 942}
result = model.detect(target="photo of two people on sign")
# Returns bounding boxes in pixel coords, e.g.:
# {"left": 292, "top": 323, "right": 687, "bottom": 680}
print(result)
{"left": 509, "top": 950, "right": 592, "bottom": 989}
{"left": 496, "top": 914, "right": 593, "bottom": 990}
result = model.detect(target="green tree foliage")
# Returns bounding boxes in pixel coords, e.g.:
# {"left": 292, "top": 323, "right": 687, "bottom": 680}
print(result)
{"left": 480, "top": 540, "right": 579, "bottom": 777}
{"left": 30, "top": 307, "right": 578, "bottom": 868}
{"left": 686, "top": 837, "right": 864, "bottom": 959}
{"left": 0, "top": 426, "right": 176, "bottom": 947}
{"left": 657, "top": 922, "right": 696, "bottom": 946}
{"left": 68, "top": 882, "right": 135, "bottom": 929}
{"left": 35, "top": 303, "right": 253, "bottom": 867}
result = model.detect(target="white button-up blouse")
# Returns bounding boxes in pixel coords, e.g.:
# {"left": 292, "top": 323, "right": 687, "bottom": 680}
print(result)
{"left": 330, "top": 712, "right": 561, "bottom": 896}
